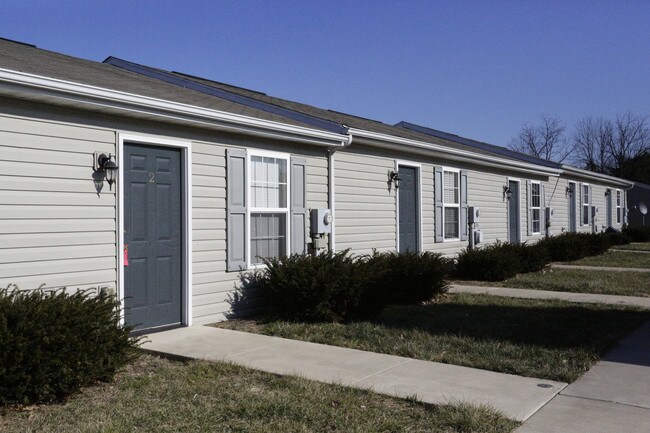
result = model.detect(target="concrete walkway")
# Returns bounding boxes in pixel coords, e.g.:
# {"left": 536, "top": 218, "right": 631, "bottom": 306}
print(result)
{"left": 142, "top": 326, "right": 566, "bottom": 421}
{"left": 552, "top": 264, "right": 650, "bottom": 273}
{"left": 451, "top": 284, "right": 650, "bottom": 309}
{"left": 611, "top": 249, "right": 650, "bottom": 254}
{"left": 516, "top": 320, "right": 650, "bottom": 433}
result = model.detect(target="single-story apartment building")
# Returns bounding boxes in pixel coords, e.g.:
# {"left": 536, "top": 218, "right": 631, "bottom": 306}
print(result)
{"left": 0, "top": 38, "right": 634, "bottom": 332}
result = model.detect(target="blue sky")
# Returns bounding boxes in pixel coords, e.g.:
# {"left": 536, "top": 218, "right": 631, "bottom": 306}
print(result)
{"left": 2, "top": 1, "right": 649, "bottom": 145}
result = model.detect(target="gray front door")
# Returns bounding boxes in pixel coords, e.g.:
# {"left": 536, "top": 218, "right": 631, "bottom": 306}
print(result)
{"left": 508, "top": 180, "right": 521, "bottom": 244}
{"left": 398, "top": 166, "right": 419, "bottom": 252}
{"left": 124, "top": 143, "right": 183, "bottom": 331}
{"left": 568, "top": 182, "right": 577, "bottom": 232}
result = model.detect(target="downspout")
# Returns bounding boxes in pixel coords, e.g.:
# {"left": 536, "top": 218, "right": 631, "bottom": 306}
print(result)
{"left": 328, "top": 127, "right": 353, "bottom": 252}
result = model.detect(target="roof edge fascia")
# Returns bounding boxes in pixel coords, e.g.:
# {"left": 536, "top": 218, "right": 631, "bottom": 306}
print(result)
{"left": 0, "top": 68, "right": 348, "bottom": 148}
{"left": 349, "top": 128, "right": 562, "bottom": 177}
{"left": 561, "top": 165, "right": 634, "bottom": 188}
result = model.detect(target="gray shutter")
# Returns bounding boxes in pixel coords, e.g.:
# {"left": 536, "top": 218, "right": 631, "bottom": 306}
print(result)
{"left": 227, "top": 148, "right": 247, "bottom": 271}
{"left": 623, "top": 190, "right": 628, "bottom": 225}
{"left": 541, "top": 184, "right": 547, "bottom": 236}
{"left": 290, "top": 157, "right": 308, "bottom": 255}
{"left": 578, "top": 182, "right": 583, "bottom": 226}
{"left": 460, "top": 170, "right": 468, "bottom": 241}
{"left": 434, "top": 166, "right": 444, "bottom": 242}
{"left": 526, "top": 180, "right": 532, "bottom": 236}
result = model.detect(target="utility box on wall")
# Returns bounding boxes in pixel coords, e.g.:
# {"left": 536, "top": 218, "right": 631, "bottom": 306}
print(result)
{"left": 468, "top": 206, "right": 480, "bottom": 224}
{"left": 310, "top": 208, "right": 333, "bottom": 234}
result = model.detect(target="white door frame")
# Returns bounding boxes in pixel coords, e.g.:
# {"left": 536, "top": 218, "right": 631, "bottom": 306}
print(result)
{"left": 117, "top": 133, "right": 193, "bottom": 327}
{"left": 395, "top": 160, "right": 423, "bottom": 252}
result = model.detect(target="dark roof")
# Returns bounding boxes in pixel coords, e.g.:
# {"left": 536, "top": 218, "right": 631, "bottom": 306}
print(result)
{"left": 395, "top": 121, "right": 562, "bottom": 169}
{"left": 0, "top": 38, "right": 322, "bottom": 130}
{"left": 105, "top": 57, "right": 505, "bottom": 158}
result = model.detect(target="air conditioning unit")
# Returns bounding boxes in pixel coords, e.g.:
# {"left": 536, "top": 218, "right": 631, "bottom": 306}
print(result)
{"left": 473, "top": 230, "right": 483, "bottom": 244}
{"left": 591, "top": 206, "right": 599, "bottom": 218}
{"left": 468, "top": 206, "right": 480, "bottom": 224}
{"left": 310, "top": 208, "right": 333, "bottom": 234}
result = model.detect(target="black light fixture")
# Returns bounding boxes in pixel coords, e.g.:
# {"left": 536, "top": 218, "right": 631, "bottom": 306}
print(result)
{"left": 604, "top": 189, "right": 611, "bottom": 196}
{"left": 565, "top": 186, "right": 572, "bottom": 196}
{"left": 95, "top": 153, "right": 119, "bottom": 191}
{"left": 503, "top": 185, "right": 512, "bottom": 200}
{"left": 389, "top": 170, "right": 401, "bottom": 189}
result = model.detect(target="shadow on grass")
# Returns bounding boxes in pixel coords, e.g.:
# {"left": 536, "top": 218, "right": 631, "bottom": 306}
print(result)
{"left": 374, "top": 298, "right": 649, "bottom": 352}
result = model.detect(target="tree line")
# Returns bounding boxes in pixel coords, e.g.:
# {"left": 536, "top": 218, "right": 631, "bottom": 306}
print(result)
{"left": 509, "top": 112, "right": 650, "bottom": 184}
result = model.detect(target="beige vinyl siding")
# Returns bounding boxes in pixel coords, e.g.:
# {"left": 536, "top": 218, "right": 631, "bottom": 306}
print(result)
{"left": 544, "top": 177, "right": 569, "bottom": 235}
{"left": 466, "top": 171, "right": 508, "bottom": 245}
{"left": 334, "top": 149, "right": 397, "bottom": 254}
{"left": 0, "top": 114, "right": 117, "bottom": 292}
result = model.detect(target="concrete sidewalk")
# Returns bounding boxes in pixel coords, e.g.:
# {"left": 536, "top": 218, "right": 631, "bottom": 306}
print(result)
{"left": 142, "top": 326, "right": 565, "bottom": 421}
{"left": 451, "top": 284, "right": 650, "bottom": 309}
{"left": 516, "top": 320, "right": 650, "bottom": 433}
{"left": 552, "top": 264, "right": 650, "bottom": 273}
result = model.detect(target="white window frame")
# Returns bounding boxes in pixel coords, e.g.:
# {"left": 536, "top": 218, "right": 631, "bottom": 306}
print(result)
{"left": 616, "top": 189, "right": 622, "bottom": 225}
{"left": 582, "top": 183, "right": 590, "bottom": 226}
{"left": 246, "top": 149, "right": 291, "bottom": 268}
{"left": 441, "top": 167, "right": 461, "bottom": 242}
{"left": 531, "top": 181, "right": 541, "bottom": 235}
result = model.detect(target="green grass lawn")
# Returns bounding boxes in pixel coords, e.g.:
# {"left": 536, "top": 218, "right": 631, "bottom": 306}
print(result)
{"left": 612, "top": 242, "right": 650, "bottom": 252}
{"left": 568, "top": 250, "right": 650, "bottom": 268}
{"left": 215, "top": 294, "right": 648, "bottom": 383}
{"left": 454, "top": 268, "right": 650, "bottom": 297}
{"left": 0, "top": 355, "right": 518, "bottom": 433}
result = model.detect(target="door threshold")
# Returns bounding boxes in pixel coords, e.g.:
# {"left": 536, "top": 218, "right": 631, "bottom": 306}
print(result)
{"left": 130, "top": 322, "right": 184, "bottom": 337}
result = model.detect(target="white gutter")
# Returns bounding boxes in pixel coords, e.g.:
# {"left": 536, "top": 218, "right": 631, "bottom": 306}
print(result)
{"left": 0, "top": 68, "right": 348, "bottom": 148}
{"left": 561, "top": 165, "right": 634, "bottom": 189}
{"left": 348, "top": 128, "right": 562, "bottom": 177}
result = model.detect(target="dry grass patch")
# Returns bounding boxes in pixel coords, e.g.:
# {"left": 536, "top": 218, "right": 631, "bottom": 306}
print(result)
{"left": 455, "top": 267, "right": 650, "bottom": 297}
{"left": 569, "top": 250, "right": 650, "bottom": 268}
{"left": 0, "top": 354, "right": 518, "bottom": 433}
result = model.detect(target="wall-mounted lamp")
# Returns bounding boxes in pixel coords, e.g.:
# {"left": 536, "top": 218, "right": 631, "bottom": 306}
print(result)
{"left": 565, "top": 186, "right": 572, "bottom": 196}
{"left": 503, "top": 185, "right": 512, "bottom": 200}
{"left": 389, "top": 170, "right": 401, "bottom": 189}
{"left": 604, "top": 190, "right": 611, "bottom": 197}
{"left": 94, "top": 152, "right": 119, "bottom": 191}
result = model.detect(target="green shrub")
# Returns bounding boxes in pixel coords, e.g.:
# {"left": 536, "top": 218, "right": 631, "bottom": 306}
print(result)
{"left": 0, "top": 286, "right": 140, "bottom": 406}
{"left": 536, "top": 232, "right": 613, "bottom": 262}
{"left": 623, "top": 226, "right": 650, "bottom": 242}
{"left": 251, "top": 251, "right": 383, "bottom": 323}
{"left": 455, "top": 242, "right": 528, "bottom": 281}
{"left": 243, "top": 250, "right": 450, "bottom": 323}
{"left": 366, "top": 251, "right": 450, "bottom": 305}
{"left": 603, "top": 231, "right": 631, "bottom": 246}
{"left": 518, "top": 243, "right": 550, "bottom": 273}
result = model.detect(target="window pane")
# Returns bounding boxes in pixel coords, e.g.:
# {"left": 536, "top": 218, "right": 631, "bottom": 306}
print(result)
{"left": 250, "top": 213, "right": 287, "bottom": 265}
{"left": 583, "top": 186, "right": 589, "bottom": 204}
{"left": 531, "top": 183, "right": 540, "bottom": 208}
{"left": 583, "top": 206, "right": 590, "bottom": 225}
{"left": 443, "top": 171, "right": 459, "bottom": 204}
{"left": 532, "top": 209, "right": 540, "bottom": 233}
{"left": 444, "top": 207, "right": 459, "bottom": 239}
{"left": 250, "top": 156, "right": 287, "bottom": 208}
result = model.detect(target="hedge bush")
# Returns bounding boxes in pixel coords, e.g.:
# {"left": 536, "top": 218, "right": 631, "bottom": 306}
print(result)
{"left": 536, "top": 233, "right": 614, "bottom": 262}
{"left": 366, "top": 251, "right": 451, "bottom": 305}
{"left": 247, "top": 250, "right": 449, "bottom": 323}
{"left": 623, "top": 226, "right": 650, "bottom": 242}
{"left": 454, "top": 242, "right": 537, "bottom": 281}
{"left": 0, "top": 286, "right": 139, "bottom": 406}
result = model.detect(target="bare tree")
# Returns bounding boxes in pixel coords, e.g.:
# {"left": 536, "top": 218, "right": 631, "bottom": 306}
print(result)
{"left": 509, "top": 115, "right": 573, "bottom": 162}
{"left": 609, "top": 112, "right": 650, "bottom": 176}
{"left": 571, "top": 112, "right": 649, "bottom": 176}
{"left": 571, "top": 116, "right": 612, "bottom": 172}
